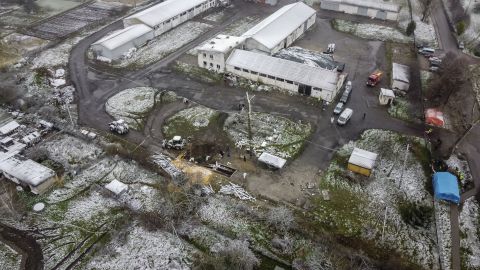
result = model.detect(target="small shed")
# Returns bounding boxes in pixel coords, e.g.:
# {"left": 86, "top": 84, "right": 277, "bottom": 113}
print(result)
{"left": 258, "top": 152, "right": 287, "bottom": 169}
{"left": 348, "top": 148, "right": 378, "bottom": 176}
{"left": 105, "top": 179, "right": 128, "bottom": 196}
{"left": 433, "top": 172, "right": 460, "bottom": 204}
{"left": 379, "top": 88, "right": 395, "bottom": 105}
{"left": 425, "top": 108, "right": 445, "bottom": 127}
{"left": 392, "top": 63, "right": 410, "bottom": 91}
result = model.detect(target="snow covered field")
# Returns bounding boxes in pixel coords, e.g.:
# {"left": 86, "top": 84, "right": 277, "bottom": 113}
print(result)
{"left": 106, "top": 87, "right": 162, "bottom": 130}
{"left": 113, "top": 21, "right": 212, "bottom": 69}
{"left": 459, "top": 197, "right": 480, "bottom": 269}
{"left": 224, "top": 112, "right": 312, "bottom": 159}
{"left": 163, "top": 105, "right": 219, "bottom": 139}
{"left": 396, "top": 0, "right": 438, "bottom": 47}
{"left": 332, "top": 19, "right": 412, "bottom": 43}
{"left": 317, "top": 130, "right": 440, "bottom": 268}
{"left": 0, "top": 242, "right": 21, "bottom": 270}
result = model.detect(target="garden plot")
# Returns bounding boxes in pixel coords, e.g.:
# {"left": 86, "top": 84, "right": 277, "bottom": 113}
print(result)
{"left": 313, "top": 130, "right": 440, "bottom": 268}
{"left": 332, "top": 19, "right": 412, "bottom": 44}
{"left": 86, "top": 224, "right": 197, "bottom": 270}
{"left": 41, "top": 134, "right": 103, "bottom": 169}
{"left": 0, "top": 7, "right": 47, "bottom": 28}
{"left": 113, "top": 21, "right": 212, "bottom": 69}
{"left": 106, "top": 87, "right": 163, "bottom": 130}
{"left": 435, "top": 201, "right": 451, "bottom": 270}
{"left": 274, "top": 46, "right": 337, "bottom": 70}
{"left": 163, "top": 105, "right": 220, "bottom": 139}
{"left": 459, "top": 197, "right": 480, "bottom": 269}
{"left": 1, "top": 32, "right": 48, "bottom": 54}
{"left": 24, "top": 1, "right": 125, "bottom": 40}
{"left": 0, "top": 242, "right": 21, "bottom": 270}
{"left": 388, "top": 97, "right": 412, "bottom": 122}
{"left": 224, "top": 112, "right": 312, "bottom": 159}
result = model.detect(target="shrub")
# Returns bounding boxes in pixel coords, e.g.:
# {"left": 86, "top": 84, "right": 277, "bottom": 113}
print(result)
{"left": 266, "top": 206, "right": 295, "bottom": 233}
{"left": 398, "top": 200, "right": 433, "bottom": 228}
{"left": 456, "top": 20, "right": 466, "bottom": 35}
{"left": 406, "top": 21, "right": 416, "bottom": 36}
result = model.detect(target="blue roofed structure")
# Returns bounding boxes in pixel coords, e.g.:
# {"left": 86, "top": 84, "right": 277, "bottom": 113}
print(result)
{"left": 433, "top": 172, "right": 460, "bottom": 204}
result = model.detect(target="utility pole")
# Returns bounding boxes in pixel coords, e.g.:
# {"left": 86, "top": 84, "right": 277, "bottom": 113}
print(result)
{"left": 381, "top": 205, "right": 389, "bottom": 243}
{"left": 64, "top": 104, "right": 75, "bottom": 128}
{"left": 245, "top": 92, "right": 255, "bottom": 156}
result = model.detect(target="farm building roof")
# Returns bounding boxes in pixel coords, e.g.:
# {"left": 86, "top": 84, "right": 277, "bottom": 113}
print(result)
{"left": 227, "top": 49, "right": 339, "bottom": 91}
{"left": 348, "top": 148, "right": 378, "bottom": 169}
{"left": 380, "top": 88, "right": 395, "bottom": 97}
{"left": 258, "top": 152, "right": 287, "bottom": 169}
{"left": 125, "top": 0, "right": 209, "bottom": 28}
{"left": 433, "top": 172, "right": 460, "bottom": 204}
{"left": 392, "top": 63, "right": 410, "bottom": 83}
{"left": 242, "top": 2, "right": 316, "bottom": 50}
{"left": 197, "top": 34, "right": 246, "bottom": 53}
{"left": 0, "top": 121, "right": 19, "bottom": 135}
{"left": 105, "top": 179, "right": 128, "bottom": 195}
{"left": 0, "top": 155, "right": 55, "bottom": 187}
{"left": 93, "top": 24, "right": 153, "bottom": 50}
{"left": 326, "top": 0, "right": 400, "bottom": 12}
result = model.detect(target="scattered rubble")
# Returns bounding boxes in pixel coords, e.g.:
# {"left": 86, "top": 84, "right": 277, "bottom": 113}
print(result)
{"left": 219, "top": 182, "right": 256, "bottom": 201}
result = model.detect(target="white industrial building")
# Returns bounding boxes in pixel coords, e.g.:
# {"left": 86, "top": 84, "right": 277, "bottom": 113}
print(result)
{"left": 124, "top": 0, "right": 217, "bottom": 36}
{"left": 242, "top": 2, "right": 316, "bottom": 55}
{"left": 320, "top": 0, "right": 400, "bottom": 21}
{"left": 392, "top": 63, "right": 410, "bottom": 91}
{"left": 226, "top": 49, "right": 346, "bottom": 102}
{"left": 0, "top": 154, "right": 57, "bottom": 195}
{"left": 92, "top": 24, "right": 154, "bottom": 60}
{"left": 197, "top": 35, "right": 246, "bottom": 73}
{"left": 0, "top": 121, "right": 20, "bottom": 136}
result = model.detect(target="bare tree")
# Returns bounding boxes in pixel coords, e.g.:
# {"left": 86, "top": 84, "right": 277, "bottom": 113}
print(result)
{"left": 211, "top": 240, "right": 260, "bottom": 270}
{"left": 419, "top": 0, "right": 434, "bottom": 22}
{"left": 266, "top": 205, "right": 295, "bottom": 233}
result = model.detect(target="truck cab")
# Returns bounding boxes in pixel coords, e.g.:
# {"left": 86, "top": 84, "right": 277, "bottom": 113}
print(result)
{"left": 367, "top": 70, "right": 383, "bottom": 87}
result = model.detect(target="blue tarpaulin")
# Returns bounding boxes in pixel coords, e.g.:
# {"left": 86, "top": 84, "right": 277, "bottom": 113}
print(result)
{"left": 433, "top": 172, "right": 460, "bottom": 204}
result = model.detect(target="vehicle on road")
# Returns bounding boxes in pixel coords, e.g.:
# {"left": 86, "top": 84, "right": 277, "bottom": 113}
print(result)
{"left": 340, "top": 81, "right": 352, "bottom": 103}
{"left": 366, "top": 70, "right": 383, "bottom": 87}
{"left": 333, "top": 102, "right": 344, "bottom": 114}
{"left": 419, "top": 47, "right": 435, "bottom": 55}
{"left": 429, "top": 56, "right": 442, "bottom": 66}
{"left": 429, "top": 66, "right": 440, "bottom": 72}
{"left": 458, "top": 41, "right": 465, "bottom": 50}
{"left": 336, "top": 63, "right": 345, "bottom": 72}
{"left": 109, "top": 119, "right": 129, "bottom": 134}
{"left": 325, "top": 43, "right": 335, "bottom": 54}
{"left": 337, "top": 108, "right": 353, "bottom": 125}
{"left": 162, "top": 136, "right": 187, "bottom": 150}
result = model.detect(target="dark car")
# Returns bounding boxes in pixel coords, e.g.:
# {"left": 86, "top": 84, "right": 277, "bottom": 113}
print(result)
{"left": 337, "top": 63, "right": 345, "bottom": 72}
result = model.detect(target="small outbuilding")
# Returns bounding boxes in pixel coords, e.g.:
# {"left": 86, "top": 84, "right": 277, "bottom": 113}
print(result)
{"left": 392, "top": 63, "right": 410, "bottom": 91}
{"left": 258, "top": 152, "right": 287, "bottom": 169}
{"left": 320, "top": 0, "right": 401, "bottom": 21}
{"left": 379, "top": 88, "right": 395, "bottom": 105}
{"left": 105, "top": 179, "right": 129, "bottom": 196}
{"left": 347, "top": 148, "right": 378, "bottom": 177}
{"left": 433, "top": 172, "right": 460, "bottom": 204}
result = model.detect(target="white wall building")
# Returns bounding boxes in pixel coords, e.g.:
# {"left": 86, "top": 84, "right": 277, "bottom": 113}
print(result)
{"left": 392, "top": 62, "right": 410, "bottom": 91}
{"left": 124, "top": 0, "right": 217, "bottom": 37}
{"left": 0, "top": 155, "right": 57, "bottom": 195}
{"left": 0, "top": 121, "right": 20, "bottom": 136}
{"left": 92, "top": 24, "right": 154, "bottom": 60}
{"left": 320, "top": 0, "right": 400, "bottom": 21}
{"left": 242, "top": 2, "right": 316, "bottom": 55}
{"left": 226, "top": 49, "right": 346, "bottom": 102}
{"left": 197, "top": 35, "right": 246, "bottom": 73}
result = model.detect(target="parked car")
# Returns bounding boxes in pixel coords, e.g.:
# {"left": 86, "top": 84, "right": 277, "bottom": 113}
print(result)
{"left": 340, "top": 81, "right": 352, "bottom": 103}
{"left": 419, "top": 47, "right": 435, "bottom": 55}
{"left": 429, "top": 57, "right": 442, "bottom": 66}
{"left": 333, "top": 102, "right": 344, "bottom": 114}
{"left": 325, "top": 43, "right": 336, "bottom": 54}
{"left": 337, "top": 63, "right": 345, "bottom": 72}
{"left": 458, "top": 41, "right": 465, "bottom": 50}
{"left": 337, "top": 108, "right": 353, "bottom": 125}
{"left": 429, "top": 66, "right": 440, "bottom": 72}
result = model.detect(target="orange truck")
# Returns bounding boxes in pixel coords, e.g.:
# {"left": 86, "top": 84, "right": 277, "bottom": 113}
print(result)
{"left": 366, "top": 70, "right": 383, "bottom": 87}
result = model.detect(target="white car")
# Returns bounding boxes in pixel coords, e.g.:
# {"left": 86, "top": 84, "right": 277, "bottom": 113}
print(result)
{"left": 333, "top": 102, "right": 344, "bottom": 114}
{"left": 337, "top": 108, "right": 353, "bottom": 125}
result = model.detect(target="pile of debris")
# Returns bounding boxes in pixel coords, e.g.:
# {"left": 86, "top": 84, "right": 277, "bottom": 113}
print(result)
{"left": 219, "top": 182, "right": 255, "bottom": 201}
{"left": 152, "top": 154, "right": 186, "bottom": 185}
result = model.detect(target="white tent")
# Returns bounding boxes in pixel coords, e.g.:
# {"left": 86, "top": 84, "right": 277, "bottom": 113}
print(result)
{"left": 105, "top": 179, "right": 128, "bottom": 195}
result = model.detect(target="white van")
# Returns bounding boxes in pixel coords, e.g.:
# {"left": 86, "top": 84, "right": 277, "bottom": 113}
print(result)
{"left": 337, "top": 108, "right": 353, "bottom": 125}
{"left": 419, "top": 47, "right": 435, "bottom": 55}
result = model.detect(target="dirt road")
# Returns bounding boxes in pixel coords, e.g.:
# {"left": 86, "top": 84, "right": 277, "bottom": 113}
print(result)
{"left": 0, "top": 223, "right": 43, "bottom": 270}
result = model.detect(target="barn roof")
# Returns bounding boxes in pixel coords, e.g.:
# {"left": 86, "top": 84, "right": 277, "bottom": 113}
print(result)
{"left": 392, "top": 63, "right": 410, "bottom": 83}
{"left": 0, "top": 155, "right": 55, "bottom": 187}
{"left": 226, "top": 49, "right": 339, "bottom": 91}
{"left": 197, "top": 35, "right": 246, "bottom": 53}
{"left": 125, "top": 0, "right": 209, "bottom": 27}
{"left": 326, "top": 0, "right": 400, "bottom": 13}
{"left": 93, "top": 24, "right": 153, "bottom": 50}
{"left": 242, "top": 2, "right": 316, "bottom": 50}
{"left": 348, "top": 148, "right": 378, "bottom": 170}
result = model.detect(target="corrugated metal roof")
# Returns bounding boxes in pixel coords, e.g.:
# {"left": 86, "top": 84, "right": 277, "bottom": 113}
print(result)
{"left": 392, "top": 63, "right": 410, "bottom": 83}
{"left": 328, "top": 0, "right": 400, "bottom": 12}
{"left": 258, "top": 152, "right": 286, "bottom": 169}
{"left": 125, "top": 0, "right": 209, "bottom": 27}
{"left": 93, "top": 24, "right": 153, "bottom": 50}
{"left": 0, "top": 121, "right": 19, "bottom": 135}
{"left": 226, "top": 49, "right": 339, "bottom": 91}
{"left": 0, "top": 155, "right": 55, "bottom": 187}
{"left": 197, "top": 34, "right": 246, "bottom": 53}
{"left": 348, "top": 148, "right": 378, "bottom": 169}
{"left": 242, "top": 2, "right": 316, "bottom": 50}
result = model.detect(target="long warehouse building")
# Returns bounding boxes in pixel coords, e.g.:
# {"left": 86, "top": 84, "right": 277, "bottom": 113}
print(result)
{"left": 226, "top": 49, "right": 346, "bottom": 102}
{"left": 124, "top": 0, "right": 217, "bottom": 36}
{"left": 320, "top": 0, "right": 400, "bottom": 21}
{"left": 242, "top": 2, "right": 316, "bottom": 55}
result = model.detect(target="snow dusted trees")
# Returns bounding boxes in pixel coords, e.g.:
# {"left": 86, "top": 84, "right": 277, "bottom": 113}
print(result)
{"left": 266, "top": 205, "right": 295, "bottom": 233}
{"left": 208, "top": 240, "right": 260, "bottom": 270}
{"left": 419, "top": 0, "right": 434, "bottom": 22}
